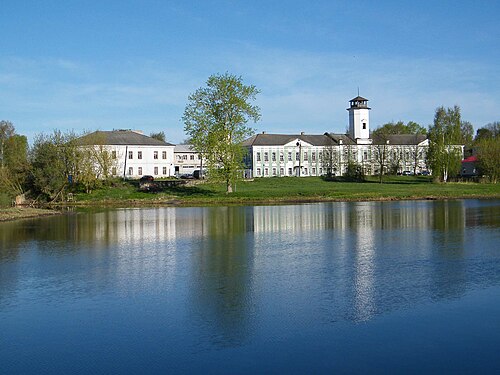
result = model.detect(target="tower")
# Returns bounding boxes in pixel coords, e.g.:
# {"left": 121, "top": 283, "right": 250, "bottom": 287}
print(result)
{"left": 347, "top": 96, "right": 372, "bottom": 144}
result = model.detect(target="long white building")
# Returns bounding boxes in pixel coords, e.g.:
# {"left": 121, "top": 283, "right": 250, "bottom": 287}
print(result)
{"left": 243, "top": 96, "right": 434, "bottom": 177}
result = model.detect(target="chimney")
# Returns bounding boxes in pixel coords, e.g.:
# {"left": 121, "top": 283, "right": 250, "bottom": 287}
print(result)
{"left": 262, "top": 131, "right": 266, "bottom": 134}
{"left": 300, "top": 131, "right": 305, "bottom": 135}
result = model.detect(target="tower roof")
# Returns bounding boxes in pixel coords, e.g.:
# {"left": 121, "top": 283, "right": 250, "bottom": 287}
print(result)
{"left": 350, "top": 95, "right": 369, "bottom": 102}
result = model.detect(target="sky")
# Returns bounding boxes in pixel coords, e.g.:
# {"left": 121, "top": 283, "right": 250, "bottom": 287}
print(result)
{"left": 1, "top": 0, "right": 499, "bottom": 144}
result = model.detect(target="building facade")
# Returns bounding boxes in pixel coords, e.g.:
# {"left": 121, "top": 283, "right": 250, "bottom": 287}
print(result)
{"left": 243, "top": 96, "right": 435, "bottom": 178}
{"left": 173, "top": 144, "right": 206, "bottom": 176}
{"left": 78, "top": 130, "right": 175, "bottom": 178}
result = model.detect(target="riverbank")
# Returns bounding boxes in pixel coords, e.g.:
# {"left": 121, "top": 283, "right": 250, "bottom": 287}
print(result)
{"left": 0, "top": 207, "right": 61, "bottom": 222}
{"left": 68, "top": 176, "right": 500, "bottom": 207}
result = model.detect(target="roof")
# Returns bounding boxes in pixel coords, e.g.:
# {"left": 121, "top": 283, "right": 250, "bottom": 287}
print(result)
{"left": 462, "top": 156, "right": 477, "bottom": 163}
{"left": 371, "top": 134, "right": 427, "bottom": 145}
{"left": 242, "top": 133, "right": 337, "bottom": 147}
{"left": 174, "top": 144, "right": 197, "bottom": 152}
{"left": 350, "top": 96, "right": 369, "bottom": 102}
{"left": 77, "top": 130, "right": 174, "bottom": 146}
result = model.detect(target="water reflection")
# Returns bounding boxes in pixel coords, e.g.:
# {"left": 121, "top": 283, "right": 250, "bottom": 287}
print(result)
{"left": 1, "top": 200, "right": 499, "bottom": 329}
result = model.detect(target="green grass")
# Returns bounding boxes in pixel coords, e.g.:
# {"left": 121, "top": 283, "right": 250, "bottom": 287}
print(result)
{"left": 70, "top": 176, "right": 500, "bottom": 206}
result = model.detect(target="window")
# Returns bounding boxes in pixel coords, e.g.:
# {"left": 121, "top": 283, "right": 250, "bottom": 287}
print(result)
{"left": 256, "top": 152, "right": 261, "bottom": 161}
{"left": 296, "top": 152, "right": 300, "bottom": 161}
{"left": 128, "top": 151, "right": 133, "bottom": 159}
{"left": 264, "top": 152, "right": 269, "bottom": 162}
{"left": 280, "top": 153, "right": 284, "bottom": 162}
{"left": 112, "top": 151, "right": 117, "bottom": 159}
{"left": 182, "top": 155, "right": 187, "bottom": 160}
{"left": 304, "top": 168, "right": 308, "bottom": 175}
{"left": 154, "top": 167, "right": 158, "bottom": 175}
{"left": 272, "top": 152, "right": 276, "bottom": 162}
{"left": 272, "top": 168, "right": 277, "bottom": 176}
{"left": 162, "top": 151, "right": 167, "bottom": 159}
{"left": 138, "top": 167, "right": 142, "bottom": 175}
{"left": 364, "top": 151, "right": 368, "bottom": 160}
{"left": 264, "top": 168, "right": 269, "bottom": 176}
{"left": 112, "top": 167, "right": 117, "bottom": 175}
{"left": 138, "top": 151, "right": 142, "bottom": 159}
{"left": 319, "top": 167, "right": 323, "bottom": 175}
{"left": 280, "top": 168, "right": 284, "bottom": 175}
{"left": 190, "top": 155, "right": 194, "bottom": 160}
{"left": 154, "top": 151, "right": 158, "bottom": 159}
{"left": 312, "top": 167, "right": 316, "bottom": 175}
{"left": 256, "top": 168, "right": 261, "bottom": 176}
{"left": 304, "top": 152, "right": 308, "bottom": 161}
{"left": 198, "top": 155, "right": 201, "bottom": 160}
{"left": 288, "top": 168, "right": 293, "bottom": 176}
{"left": 163, "top": 167, "right": 167, "bottom": 175}
{"left": 288, "top": 152, "right": 292, "bottom": 161}
{"left": 312, "top": 152, "right": 316, "bottom": 162}
{"left": 363, "top": 122, "right": 367, "bottom": 129}
{"left": 128, "top": 167, "right": 133, "bottom": 175}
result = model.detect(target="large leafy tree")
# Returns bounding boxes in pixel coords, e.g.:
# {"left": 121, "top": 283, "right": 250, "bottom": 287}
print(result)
{"left": 427, "top": 106, "right": 464, "bottom": 182}
{"left": 183, "top": 73, "right": 260, "bottom": 193}
{"left": 29, "top": 130, "right": 80, "bottom": 201}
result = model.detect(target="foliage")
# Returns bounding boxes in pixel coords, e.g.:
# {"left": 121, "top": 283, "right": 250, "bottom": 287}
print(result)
{"left": 475, "top": 122, "right": 499, "bottom": 141}
{"left": 29, "top": 131, "right": 80, "bottom": 201}
{"left": 0, "top": 120, "right": 15, "bottom": 168}
{"left": 427, "top": 106, "right": 464, "bottom": 182}
{"left": 0, "top": 122, "right": 29, "bottom": 198}
{"left": 183, "top": 73, "right": 260, "bottom": 193}
{"left": 372, "top": 121, "right": 426, "bottom": 137}
{"left": 345, "top": 161, "right": 365, "bottom": 182}
{"left": 150, "top": 131, "right": 166, "bottom": 142}
{"left": 475, "top": 134, "right": 500, "bottom": 183}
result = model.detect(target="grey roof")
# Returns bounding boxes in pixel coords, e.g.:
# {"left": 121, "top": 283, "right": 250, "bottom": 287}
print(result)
{"left": 371, "top": 134, "right": 427, "bottom": 145}
{"left": 350, "top": 95, "right": 369, "bottom": 102}
{"left": 174, "top": 144, "right": 197, "bottom": 152}
{"left": 325, "top": 133, "right": 357, "bottom": 145}
{"left": 242, "top": 133, "right": 337, "bottom": 147}
{"left": 77, "top": 130, "right": 174, "bottom": 146}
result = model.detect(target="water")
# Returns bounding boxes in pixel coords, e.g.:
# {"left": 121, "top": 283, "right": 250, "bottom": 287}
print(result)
{"left": 1, "top": 200, "right": 499, "bottom": 373}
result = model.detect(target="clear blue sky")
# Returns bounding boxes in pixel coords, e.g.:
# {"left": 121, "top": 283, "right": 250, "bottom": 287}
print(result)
{"left": 1, "top": 0, "right": 499, "bottom": 143}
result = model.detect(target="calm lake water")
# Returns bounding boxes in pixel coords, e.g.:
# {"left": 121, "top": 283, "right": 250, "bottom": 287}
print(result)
{"left": 1, "top": 200, "right": 499, "bottom": 374}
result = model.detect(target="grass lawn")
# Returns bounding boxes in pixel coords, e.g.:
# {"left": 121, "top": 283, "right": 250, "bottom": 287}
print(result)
{"left": 71, "top": 176, "right": 500, "bottom": 206}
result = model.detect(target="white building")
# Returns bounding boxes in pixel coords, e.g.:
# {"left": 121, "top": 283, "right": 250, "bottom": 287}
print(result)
{"left": 243, "top": 96, "right": 436, "bottom": 177}
{"left": 173, "top": 144, "right": 206, "bottom": 176}
{"left": 78, "top": 130, "right": 175, "bottom": 178}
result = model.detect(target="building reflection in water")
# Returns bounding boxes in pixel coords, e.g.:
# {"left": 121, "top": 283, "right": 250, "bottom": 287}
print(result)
{"left": 1, "top": 199, "right": 498, "bottom": 331}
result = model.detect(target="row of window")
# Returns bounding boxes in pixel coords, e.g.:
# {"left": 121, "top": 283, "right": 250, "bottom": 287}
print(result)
{"left": 176, "top": 154, "right": 201, "bottom": 160}
{"left": 126, "top": 151, "right": 168, "bottom": 160}
{"left": 126, "top": 166, "right": 169, "bottom": 176}
{"left": 256, "top": 151, "right": 319, "bottom": 162}
{"left": 255, "top": 167, "right": 323, "bottom": 177}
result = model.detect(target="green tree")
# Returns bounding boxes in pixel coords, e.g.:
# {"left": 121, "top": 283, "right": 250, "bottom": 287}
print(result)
{"left": 427, "top": 106, "right": 464, "bottom": 182}
{"left": 150, "top": 131, "right": 166, "bottom": 142}
{"left": 183, "top": 73, "right": 260, "bottom": 193}
{"left": 372, "top": 121, "right": 426, "bottom": 137}
{"left": 0, "top": 120, "right": 15, "bottom": 168}
{"left": 474, "top": 123, "right": 499, "bottom": 183}
{"left": 29, "top": 131, "right": 79, "bottom": 201}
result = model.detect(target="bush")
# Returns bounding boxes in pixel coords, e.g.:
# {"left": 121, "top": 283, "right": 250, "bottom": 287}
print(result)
{"left": 345, "top": 161, "right": 365, "bottom": 182}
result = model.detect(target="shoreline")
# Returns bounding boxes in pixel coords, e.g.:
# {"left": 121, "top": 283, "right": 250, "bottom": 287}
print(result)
{"left": 2, "top": 194, "right": 499, "bottom": 222}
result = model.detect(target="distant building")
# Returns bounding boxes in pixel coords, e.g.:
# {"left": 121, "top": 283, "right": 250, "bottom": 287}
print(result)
{"left": 243, "top": 96, "right": 436, "bottom": 177}
{"left": 173, "top": 144, "right": 205, "bottom": 176}
{"left": 460, "top": 155, "right": 479, "bottom": 177}
{"left": 77, "top": 130, "right": 175, "bottom": 178}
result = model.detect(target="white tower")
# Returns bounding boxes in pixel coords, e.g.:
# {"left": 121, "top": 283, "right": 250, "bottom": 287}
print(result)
{"left": 347, "top": 96, "right": 372, "bottom": 144}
